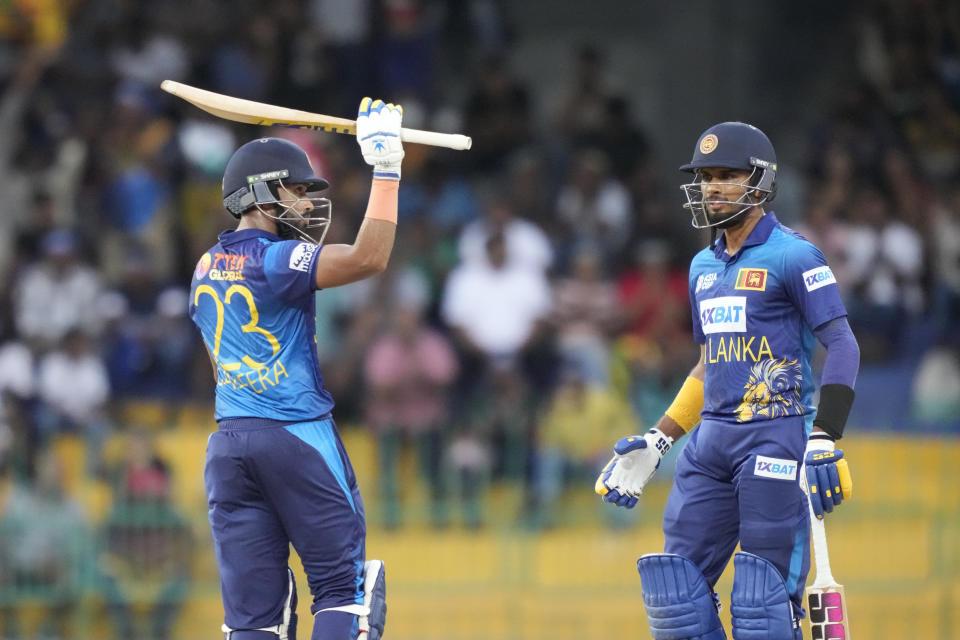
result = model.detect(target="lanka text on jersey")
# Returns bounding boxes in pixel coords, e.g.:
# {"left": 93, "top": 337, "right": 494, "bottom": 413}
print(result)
{"left": 189, "top": 229, "right": 334, "bottom": 422}
{"left": 688, "top": 213, "right": 848, "bottom": 430}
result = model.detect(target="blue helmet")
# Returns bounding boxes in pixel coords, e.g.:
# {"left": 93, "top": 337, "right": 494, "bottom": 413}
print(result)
{"left": 679, "top": 122, "right": 777, "bottom": 229}
{"left": 221, "top": 137, "right": 332, "bottom": 243}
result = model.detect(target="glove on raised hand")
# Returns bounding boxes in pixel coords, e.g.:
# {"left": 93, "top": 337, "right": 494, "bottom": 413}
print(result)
{"left": 356, "top": 98, "right": 404, "bottom": 181}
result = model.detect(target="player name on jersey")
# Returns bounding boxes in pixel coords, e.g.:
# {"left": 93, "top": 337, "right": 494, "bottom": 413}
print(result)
{"left": 216, "top": 359, "right": 290, "bottom": 394}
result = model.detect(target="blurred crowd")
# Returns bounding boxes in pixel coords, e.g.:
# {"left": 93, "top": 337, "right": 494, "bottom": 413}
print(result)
{"left": 0, "top": 0, "right": 959, "bottom": 633}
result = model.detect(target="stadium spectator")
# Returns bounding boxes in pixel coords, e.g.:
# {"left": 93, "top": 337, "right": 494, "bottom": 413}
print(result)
{"left": 530, "top": 365, "right": 637, "bottom": 528}
{"left": 845, "top": 186, "right": 925, "bottom": 360}
{"left": 99, "top": 430, "right": 192, "bottom": 640}
{"left": 443, "top": 231, "right": 552, "bottom": 367}
{"left": 793, "top": 199, "right": 853, "bottom": 295}
{"left": 462, "top": 53, "right": 532, "bottom": 173}
{"left": 36, "top": 328, "right": 111, "bottom": 469}
{"left": 457, "top": 194, "right": 552, "bottom": 274}
{"left": 614, "top": 240, "right": 694, "bottom": 424}
{"left": 552, "top": 244, "right": 620, "bottom": 386}
{"left": 378, "top": 0, "right": 437, "bottom": 107}
{"left": 554, "top": 45, "right": 616, "bottom": 150}
{"left": 441, "top": 231, "right": 552, "bottom": 495}
{"left": 13, "top": 230, "right": 103, "bottom": 350}
{"left": 931, "top": 183, "right": 960, "bottom": 348}
{"left": 0, "top": 449, "right": 91, "bottom": 640}
{"left": 364, "top": 300, "right": 458, "bottom": 528}
{"left": 101, "top": 250, "right": 194, "bottom": 401}
{"left": 0, "top": 324, "right": 36, "bottom": 477}
{"left": 555, "top": 148, "right": 633, "bottom": 259}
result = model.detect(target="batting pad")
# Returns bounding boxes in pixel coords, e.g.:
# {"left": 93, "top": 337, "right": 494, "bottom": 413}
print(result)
{"left": 730, "top": 552, "right": 800, "bottom": 640}
{"left": 637, "top": 553, "right": 727, "bottom": 640}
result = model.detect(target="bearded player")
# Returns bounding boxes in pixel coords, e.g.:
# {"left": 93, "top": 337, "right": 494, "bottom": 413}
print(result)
{"left": 596, "top": 122, "right": 859, "bottom": 639}
{"left": 189, "top": 98, "right": 403, "bottom": 640}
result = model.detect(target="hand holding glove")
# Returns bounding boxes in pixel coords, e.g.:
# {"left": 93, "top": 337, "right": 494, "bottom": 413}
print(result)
{"left": 356, "top": 98, "right": 404, "bottom": 181}
{"left": 802, "top": 435, "right": 853, "bottom": 520}
{"left": 595, "top": 429, "right": 674, "bottom": 509}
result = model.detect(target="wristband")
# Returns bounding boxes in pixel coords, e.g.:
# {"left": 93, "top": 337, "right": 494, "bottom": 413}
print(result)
{"left": 364, "top": 179, "right": 399, "bottom": 223}
{"left": 813, "top": 383, "right": 855, "bottom": 441}
{"left": 665, "top": 376, "right": 704, "bottom": 433}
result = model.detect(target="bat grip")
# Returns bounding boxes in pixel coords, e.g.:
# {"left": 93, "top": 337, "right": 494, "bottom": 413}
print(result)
{"left": 399, "top": 127, "right": 472, "bottom": 151}
{"left": 808, "top": 500, "right": 837, "bottom": 586}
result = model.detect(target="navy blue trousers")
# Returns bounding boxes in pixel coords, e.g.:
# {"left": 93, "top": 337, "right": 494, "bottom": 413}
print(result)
{"left": 663, "top": 417, "right": 811, "bottom": 617}
{"left": 205, "top": 417, "right": 366, "bottom": 636}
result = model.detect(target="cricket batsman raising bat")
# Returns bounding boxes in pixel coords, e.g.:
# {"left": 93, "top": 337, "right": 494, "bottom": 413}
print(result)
{"left": 190, "top": 98, "right": 404, "bottom": 640}
{"left": 595, "top": 122, "right": 859, "bottom": 639}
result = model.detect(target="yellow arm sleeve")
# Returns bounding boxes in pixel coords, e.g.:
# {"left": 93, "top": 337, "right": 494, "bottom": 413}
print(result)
{"left": 664, "top": 376, "right": 704, "bottom": 433}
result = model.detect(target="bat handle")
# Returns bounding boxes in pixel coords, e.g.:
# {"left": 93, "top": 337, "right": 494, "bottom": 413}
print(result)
{"left": 399, "top": 126, "right": 472, "bottom": 151}
{"left": 808, "top": 500, "right": 838, "bottom": 586}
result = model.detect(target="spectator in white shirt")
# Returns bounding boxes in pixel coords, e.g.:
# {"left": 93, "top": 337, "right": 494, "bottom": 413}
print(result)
{"left": 14, "top": 230, "right": 103, "bottom": 351}
{"left": 457, "top": 196, "right": 553, "bottom": 275}
{"left": 37, "top": 329, "right": 111, "bottom": 466}
{"left": 443, "top": 231, "right": 552, "bottom": 363}
{"left": 442, "top": 231, "right": 554, "bottom": 497}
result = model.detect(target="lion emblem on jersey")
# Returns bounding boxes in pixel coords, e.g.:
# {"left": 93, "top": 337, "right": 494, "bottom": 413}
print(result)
{"left": 735, "top": 357, "right": 802, "bottom": 422}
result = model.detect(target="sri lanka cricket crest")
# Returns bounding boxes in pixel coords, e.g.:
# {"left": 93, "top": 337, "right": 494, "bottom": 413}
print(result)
{"left": 735, "top": 357, "right": 802, "bottom": 422}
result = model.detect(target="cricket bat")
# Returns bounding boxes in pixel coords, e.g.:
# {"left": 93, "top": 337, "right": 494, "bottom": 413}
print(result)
{"left": 806, "top": 503, "right": 851, "bottom": 639}
{"left": 160, "top": 80, "right": 472, "bottom": 151}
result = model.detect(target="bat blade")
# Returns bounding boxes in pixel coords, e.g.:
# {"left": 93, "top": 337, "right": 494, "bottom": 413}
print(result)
{"left": 806, "top": 584, "right": 850, "bottom": 640}
{"left": 160, "top": 80, "right": 472, "bottom": 151}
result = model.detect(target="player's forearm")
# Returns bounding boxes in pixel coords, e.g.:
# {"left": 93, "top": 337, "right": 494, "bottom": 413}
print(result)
{"left": 651, "top": 415, "right": 689, "bottom": 442}
{"left": 653, "top": 353, "right": 706, "bottom": 441}
{"left": 351, "top": 217, "right": 396, "bottom": 275}
{"left": 813, "top": 318, "right": 859, "bottom": 439}
{"left": 354, "top": 179, "right": 399, "bottom": 270}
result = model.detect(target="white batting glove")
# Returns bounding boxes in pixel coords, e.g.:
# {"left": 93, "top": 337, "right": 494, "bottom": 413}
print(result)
{"left": 594, "top": 428, "right": 673, "bottom": 508}
{"left": 356, "top": 97, "right": 404, "bottom": 181}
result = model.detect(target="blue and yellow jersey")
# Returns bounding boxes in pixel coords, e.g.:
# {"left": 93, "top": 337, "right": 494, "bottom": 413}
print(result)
{"left": 688, "top": 213, "right": 847, "bottom": 430}
{"left": 188, "top": 229, "right": 334, "bottom": 423}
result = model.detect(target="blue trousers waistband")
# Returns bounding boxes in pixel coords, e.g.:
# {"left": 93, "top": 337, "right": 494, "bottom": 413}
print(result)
{"left": 217, "top": 414, "right": 332, "bottom": 431}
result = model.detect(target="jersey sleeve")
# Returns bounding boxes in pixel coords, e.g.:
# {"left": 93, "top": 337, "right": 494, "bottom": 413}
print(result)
{"left": 782, "top": 241, "right": 848, "bottom": 330}
{"left": 689, "top": 266, "right": 706, "bottom": 344}
{"left": 263, "top": 240, "right": 322, "bottom": 302}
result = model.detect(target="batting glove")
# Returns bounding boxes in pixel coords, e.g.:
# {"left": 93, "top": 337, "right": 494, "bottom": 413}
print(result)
{"left": 802, "top": 435, "right": 853, "bottom": 520}
{"left": 357, "top": 97, "right": 404, "bottom": 181}
{"left": 594, "top": 428, "right": 674, "bottom": 509}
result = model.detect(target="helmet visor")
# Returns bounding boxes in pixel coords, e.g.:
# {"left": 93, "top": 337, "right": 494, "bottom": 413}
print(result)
{"left": 680, "top": 167, "right": 772, "bottom": 229}
{"left": 253, "top": 179, "right": 333, "bottom": 245}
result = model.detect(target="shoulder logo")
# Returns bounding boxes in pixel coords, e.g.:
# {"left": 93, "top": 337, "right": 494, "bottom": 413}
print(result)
{"left": 289, "top": 242, "right": 318, "bottom": 273}
{"left": 802, "top": 265, "right": 836, "bottom": 292}
{"left": 699, "top": 134, "right": 718, "bottom": 154}
{"left": 695, "top": 272, "right": 718, "bottom": 293}
{"left": 735, "top": 268, "right": 767, "bottom": 291}
{"left": 195, "top": 253, "right": 212, "bottom": 279}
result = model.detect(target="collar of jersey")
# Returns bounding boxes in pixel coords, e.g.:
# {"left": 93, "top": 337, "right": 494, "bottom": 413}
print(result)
{"left": 712, "top": 211, "right": 778, "bottom": 262}
{"left": 218, "top": 228, "right": 282, "bottom": 247}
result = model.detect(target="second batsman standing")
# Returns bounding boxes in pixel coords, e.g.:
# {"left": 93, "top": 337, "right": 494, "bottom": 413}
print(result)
{"left": 596, "top": 122, "right": 860, "bottom": 639}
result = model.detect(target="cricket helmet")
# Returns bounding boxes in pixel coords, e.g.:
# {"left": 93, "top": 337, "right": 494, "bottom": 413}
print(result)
{"left": 679, "top": 122, "right": 777, "bottom": 229}
{"left": 222, "top": 137, "right": 332, "bottom": 244}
